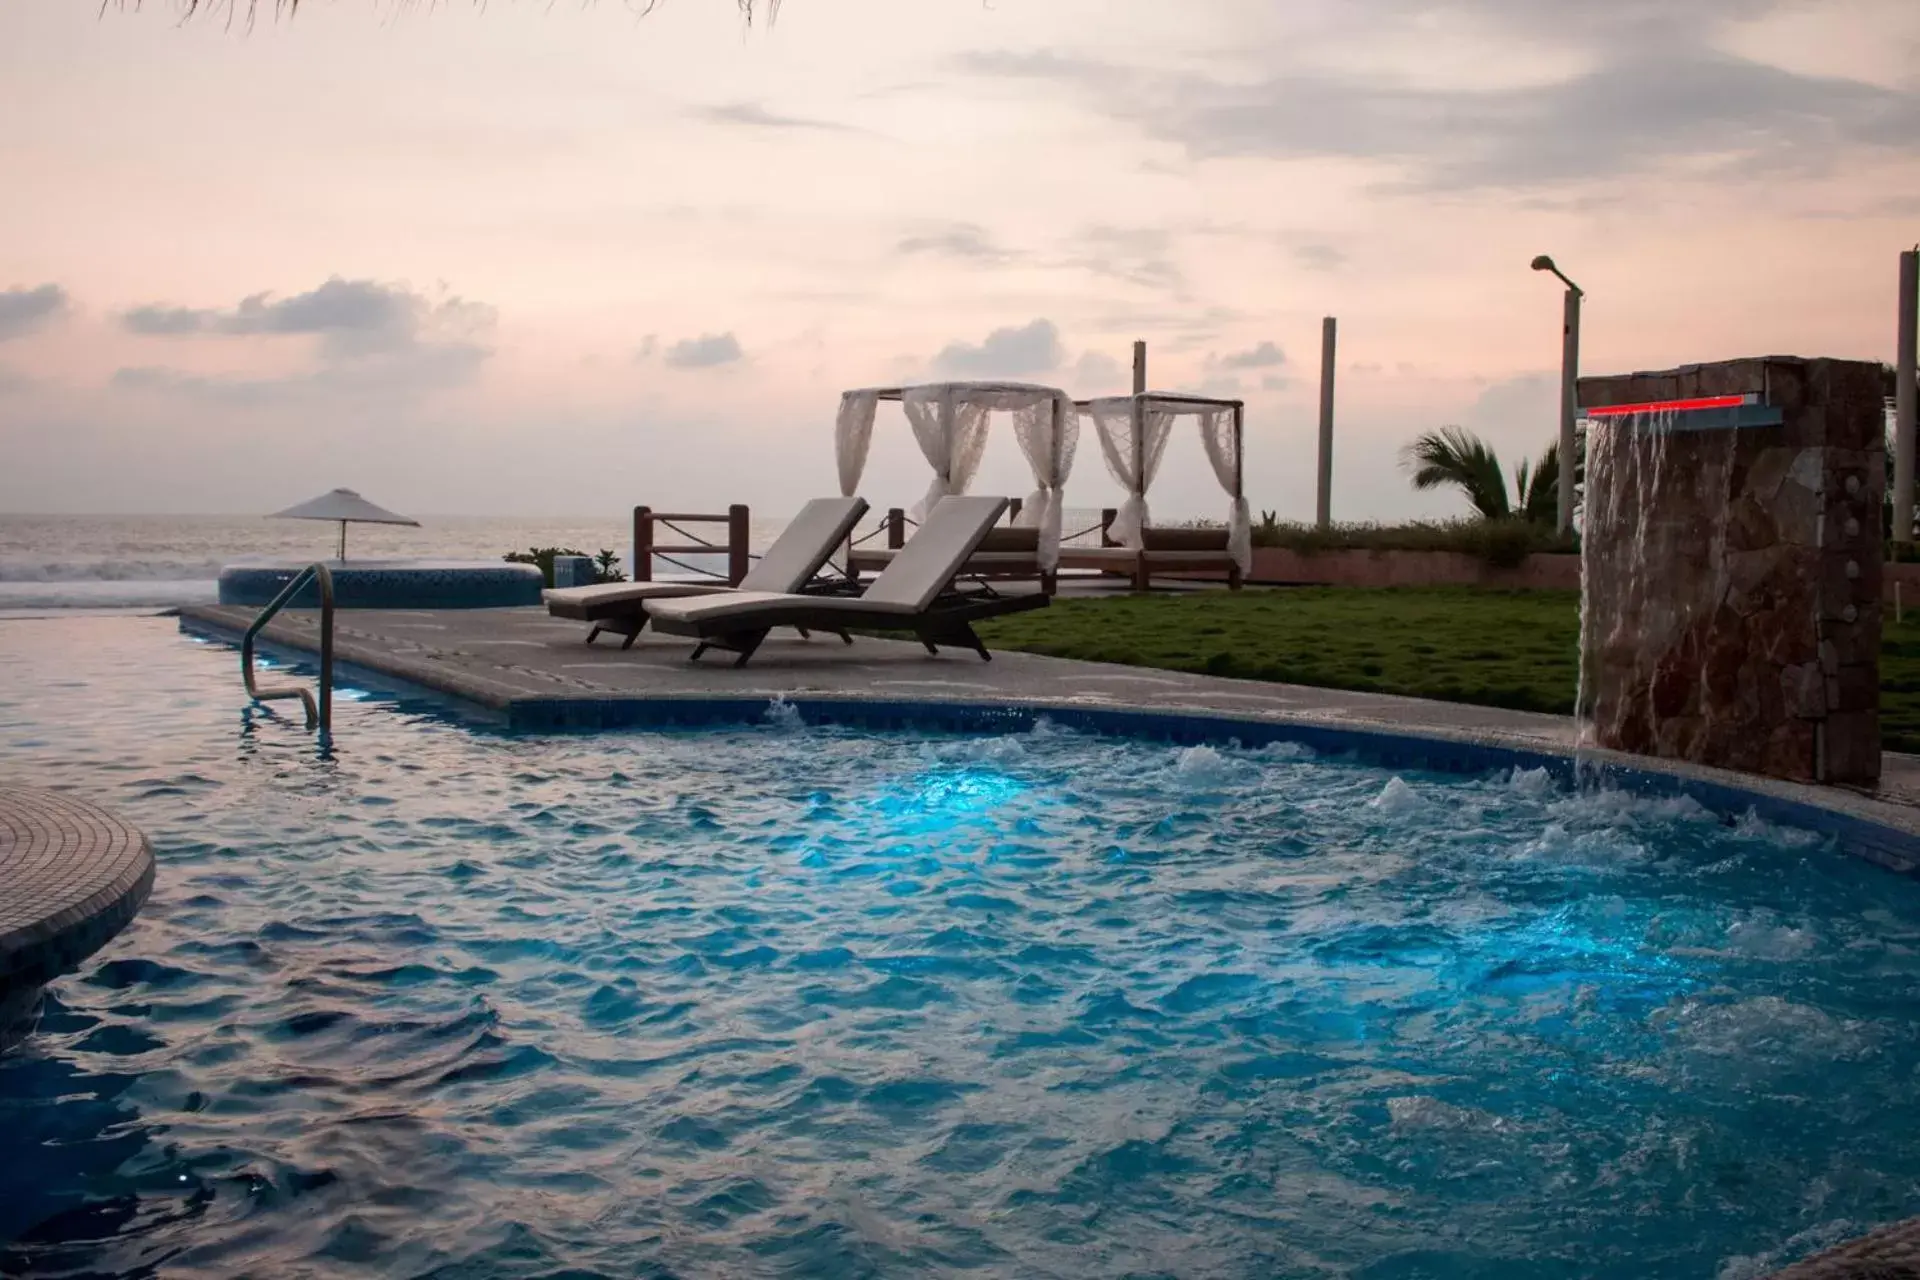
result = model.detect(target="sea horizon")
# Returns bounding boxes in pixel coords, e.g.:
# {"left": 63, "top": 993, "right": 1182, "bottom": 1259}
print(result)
{"left": 0, "top": 507, "right": 1127, "bottom": 610}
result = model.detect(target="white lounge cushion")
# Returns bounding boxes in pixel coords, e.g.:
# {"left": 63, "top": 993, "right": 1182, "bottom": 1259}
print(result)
{"left": 649, "top": 496, "right": 1010, "bottom": 627}
{"left": 545, "top": 581, "right": 730, "bottom": 612}
{"left": 741, "top": 496, "right": 867, "bottom": 592}
{"left": 647, "top": 589, "right": 923, "bottom": 624}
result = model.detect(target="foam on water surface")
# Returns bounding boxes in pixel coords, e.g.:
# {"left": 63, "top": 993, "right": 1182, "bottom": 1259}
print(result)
{"left": 2, "top": 616, "right": 1919, "bottom": 1278}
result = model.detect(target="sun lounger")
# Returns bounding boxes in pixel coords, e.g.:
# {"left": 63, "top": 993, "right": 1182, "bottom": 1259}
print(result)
{"left": 1057, "top": 526, "right": 1244, "bottom": 592}
{"left": 545, "top": 496, "right": 868, "bottom": 648}
{"left": 849, "top": 524, "right": 1057, "bottom": 595}
{"left": 646, "top": 495, "right": 1049, "bottom": 667}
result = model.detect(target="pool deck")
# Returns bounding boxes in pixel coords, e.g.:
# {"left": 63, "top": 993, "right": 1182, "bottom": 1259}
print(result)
{"left": 179, "top": 601, "right": 1920, "bottom": 850}
{"left": 0, "top": 786, "right": 156, "bottom": 1046}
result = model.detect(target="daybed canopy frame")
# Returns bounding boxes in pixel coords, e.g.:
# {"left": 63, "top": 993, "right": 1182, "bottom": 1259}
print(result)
{"left": 1075, "top": 391, "right": 1249, "bottom": 574}
{"left": 834, "top": 381, "right": 1079, "bottom": 571}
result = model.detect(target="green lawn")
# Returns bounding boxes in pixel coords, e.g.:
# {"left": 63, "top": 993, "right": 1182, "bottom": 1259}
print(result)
{"left": 979, "top": 586, "right": 1920, "bottom": 752}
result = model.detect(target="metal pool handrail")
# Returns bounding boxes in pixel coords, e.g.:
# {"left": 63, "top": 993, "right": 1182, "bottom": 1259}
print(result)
{"left": 242, "top": 562, "right": 334, "bottom": 732}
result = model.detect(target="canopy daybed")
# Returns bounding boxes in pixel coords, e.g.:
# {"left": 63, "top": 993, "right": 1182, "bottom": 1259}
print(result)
{"left": 835, "top": 381, "right": 1078, "bottom": 592}
{"left": 1061, "top": 392, "right": 1250, "bottom": 591}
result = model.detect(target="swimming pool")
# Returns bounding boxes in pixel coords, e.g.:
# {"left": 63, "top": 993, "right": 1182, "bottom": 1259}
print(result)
{"left": 3, "top": 617, "right": 1919, "bottom": 1278}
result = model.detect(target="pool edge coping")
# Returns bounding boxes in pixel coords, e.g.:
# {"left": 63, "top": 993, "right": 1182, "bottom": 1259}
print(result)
{"left": 175, "top": 608, "right": 1920, "bottom": 876}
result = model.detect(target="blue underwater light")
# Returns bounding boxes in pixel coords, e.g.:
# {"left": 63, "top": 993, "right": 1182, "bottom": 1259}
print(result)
{"left": 912, "top": 767, "right": 1027, "bottom": 814}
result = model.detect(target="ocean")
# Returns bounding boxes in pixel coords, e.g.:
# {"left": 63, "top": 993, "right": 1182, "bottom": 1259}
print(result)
{"left": 0, "top": 508, "right": 1115, "bottom": 611}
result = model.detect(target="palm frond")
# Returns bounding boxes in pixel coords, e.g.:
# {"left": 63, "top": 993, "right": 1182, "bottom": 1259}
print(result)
{"left": 1400, "top": 425, "right": 1510, "bottom": 521}
{"left": 1521, "top": 442, "right": 1560, "bottom": 525}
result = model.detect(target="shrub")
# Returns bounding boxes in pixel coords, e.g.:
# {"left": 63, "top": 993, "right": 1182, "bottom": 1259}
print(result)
{"left": 503, "top": 546, "right": 627, "bottom": 587}
{"left": 1244, "top": 518, "right": 1578, "bottom": 562}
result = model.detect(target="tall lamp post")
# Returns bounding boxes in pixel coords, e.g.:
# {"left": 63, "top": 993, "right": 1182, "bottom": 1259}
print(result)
{"left": 1532, "top": 255, "right": 1584, "bottom": 534}
{"left": 1895, "top": 247, "right": 1918, "bottom": 549}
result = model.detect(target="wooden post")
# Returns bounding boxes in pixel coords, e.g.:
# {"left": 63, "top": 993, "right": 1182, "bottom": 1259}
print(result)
{"left": 1895, "top": 248, "right": 1919, "bottom": 547}
{"left": 887, "top": 507, "right": 905, "bottom": 548}
{"left": 1130, "top": 343, "right": 1151, "bottom": 586}
{"left": 727, "top": 505, "right": 750, "bottom": 586}
{"left": 1316, "top": 317, "right": 1336, "bottom": 531}
{"left": 1557, "top": 287, "right": 1581, "bottom": 534}
{"left": 1232, "top": 402, "right": 1246, "bottom": 591}
{"left": 632, "top": 505, "right": 653, "bottom": 583}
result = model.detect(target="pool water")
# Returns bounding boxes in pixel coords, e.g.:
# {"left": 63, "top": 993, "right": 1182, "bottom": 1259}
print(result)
{"left": 3, "top": 618, "right": 1920, "bottom": 1279}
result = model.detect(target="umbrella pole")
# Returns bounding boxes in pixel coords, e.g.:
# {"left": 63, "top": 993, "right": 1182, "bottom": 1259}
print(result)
{"left": 338, "top": 520, "right": 347, "bottom": 562}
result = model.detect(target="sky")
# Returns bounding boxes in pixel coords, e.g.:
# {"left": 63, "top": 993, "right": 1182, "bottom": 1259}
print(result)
{"left": 1, "top": 0, "right": 1918, "bottom": 523}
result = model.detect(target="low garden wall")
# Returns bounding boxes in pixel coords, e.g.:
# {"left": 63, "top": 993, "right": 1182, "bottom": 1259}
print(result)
{"left": 1244, "top": 548, "right": 1580, "bottom": 590}
{"left": 1162, "top": 548, "right": 1920, "bottom": 601}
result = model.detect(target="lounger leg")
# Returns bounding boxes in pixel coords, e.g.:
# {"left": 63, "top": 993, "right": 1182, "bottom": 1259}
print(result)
{"left": 920, "top": 634, "right": 939, "bottom": 656}
{"left": 621, "top": 626, "right": 642, "bottom": 651}
{"left": 835, "top": 629, "right": 853, "bottom": 646}
{"left": 586, "top": 625, "right": 602, "bottom": 645}
{"left": 795, "top": 627, "right": 812, "bottom": 639}
{"left": 730, "top": 630, "right": 768, "bottom": 668}
{"left": 690, "top": 643, "right": 710, "bottom": 662}
{"left": 960, "top": 622, "right": 991, "bottom": 662}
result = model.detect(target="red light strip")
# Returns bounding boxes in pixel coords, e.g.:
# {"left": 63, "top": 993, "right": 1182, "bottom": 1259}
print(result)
{"left": 1583, "top": 394, "right": 1755, "bottom": 418}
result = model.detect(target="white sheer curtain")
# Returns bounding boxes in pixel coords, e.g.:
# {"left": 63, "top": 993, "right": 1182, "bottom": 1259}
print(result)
{"left": 1010, "top": 392, "right": 1080, "bottom": 571}
{"left": 834, "top": 390, "right": 879, "bottom": 498}
{"left": 902, "top": 385, "right": 991, "bottom": 521}
{"left": 1196, "top": 405, "right": 1251, "bottom": 574}
{"left": 1088, "top": 396, "right": 1175, "bottom": 548}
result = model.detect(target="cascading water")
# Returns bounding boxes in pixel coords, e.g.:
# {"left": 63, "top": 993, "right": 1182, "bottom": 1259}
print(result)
{"left": 1573, "top": 358, "right": 1886, "bottom": 786}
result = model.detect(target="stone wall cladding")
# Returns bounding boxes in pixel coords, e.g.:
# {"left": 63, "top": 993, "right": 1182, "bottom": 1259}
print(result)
{"left": 1579, "top": 357, "right": 1884, "bottom": 786}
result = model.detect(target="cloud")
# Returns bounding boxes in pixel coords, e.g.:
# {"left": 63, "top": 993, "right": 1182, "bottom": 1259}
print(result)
{"left": 1073, "top": 350, "right": 1127, "bottom": 395}
{"left": 1219, "top": 341, "right": 1287, "bottom": 370}
{"left": 1059, "top": 225, "right": 1182, "bottom": 291}
{"left": 932, "top": 319, "right": 1062, "bottom": 378}
{"left": 1463, "top": 371, "right": 1558, "bottom": 442}
{"left": 120, "top": 277, "right": 495, "bottom": 361}
{"left": 110, "top": 276, "right": 495, "bottom": 404}
{"left": 0, "top": 284, "right": 68, "bottom": 341}
{"left": 121, "top": 305, "right": 210, "bottom": 336}
{"left": 958, "top": 25, "right": 1920, "bottom": 191}
{"left": 664, "top": 333, "right": 744, "bottom": 369}
{"left": 694, "top": 102, "right": 858, "bottom": 133}
{"left": 1295, "top": 244, "right": 1346, "bottom": 271}
{"left": 897, "top": 222, "right": 1020, "bottom": 263}
{"left": 111, "top": 340, "right": 491, "bottom": 405}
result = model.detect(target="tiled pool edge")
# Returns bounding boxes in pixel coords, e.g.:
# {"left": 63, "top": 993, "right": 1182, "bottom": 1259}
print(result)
{"left": 178, "top": 611, "right": 1920, "bottom": 877}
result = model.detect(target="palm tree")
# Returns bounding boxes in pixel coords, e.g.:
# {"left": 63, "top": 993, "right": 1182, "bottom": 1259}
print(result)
{"left": 1402, "top": 426, "right": 1512, "bottom": 520}
{"left": 1403, "top": 426, "right": 1567, "bottom": 525}
{"left": 1514, "top": 443, "right": 1559, "bottom": 525}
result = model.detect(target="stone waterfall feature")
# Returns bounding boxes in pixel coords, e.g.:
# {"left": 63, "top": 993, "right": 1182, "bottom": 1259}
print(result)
{"left": 1577, "top": 357, "right": 1884, "bottom": 787}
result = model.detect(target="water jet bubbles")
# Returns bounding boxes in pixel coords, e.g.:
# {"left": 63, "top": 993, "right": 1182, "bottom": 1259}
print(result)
{"left": 1172, "top": 744, "right": 1240, "bottom": 791}
{"left": 1508, "top": 766, "right": 1555, "bottom": 799}
{"left": 1369, "top": 776, "right": 1428, "bottom": 817}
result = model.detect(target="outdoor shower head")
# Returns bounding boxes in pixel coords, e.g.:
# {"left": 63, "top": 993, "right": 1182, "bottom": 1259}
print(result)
{"left": 1531, "top": 254, "right": 1583, "bottom": 295}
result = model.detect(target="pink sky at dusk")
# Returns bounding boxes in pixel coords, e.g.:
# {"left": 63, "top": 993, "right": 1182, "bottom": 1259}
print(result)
{"left": 2, "top": 0, "right": 1917, "bottom": 522}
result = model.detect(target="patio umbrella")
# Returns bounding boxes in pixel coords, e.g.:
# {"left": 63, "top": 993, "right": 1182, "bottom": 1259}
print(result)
{"left": 268, "top": 488, "right": 420, "bottom": 560}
